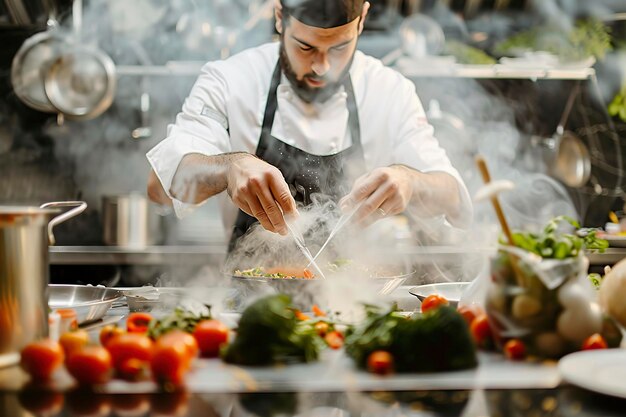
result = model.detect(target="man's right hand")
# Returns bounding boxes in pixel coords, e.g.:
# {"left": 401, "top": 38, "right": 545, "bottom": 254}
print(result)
{"left": 226, "top": 154, "right": 298, "bottom": 235}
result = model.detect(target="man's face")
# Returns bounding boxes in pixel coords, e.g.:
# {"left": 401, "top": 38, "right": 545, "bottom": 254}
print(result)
{"left": 279, "top": 16, "right": 361, "bottom": 103}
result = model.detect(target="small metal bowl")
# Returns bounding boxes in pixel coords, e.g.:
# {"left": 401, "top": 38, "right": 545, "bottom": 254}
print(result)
{"left": 49, "top": 284, "right": 123, "bottom": 325}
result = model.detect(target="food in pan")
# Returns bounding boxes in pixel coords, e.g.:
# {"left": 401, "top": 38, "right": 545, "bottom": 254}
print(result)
{"left": 234, "top": 266, "right": 315, "bottom": 279}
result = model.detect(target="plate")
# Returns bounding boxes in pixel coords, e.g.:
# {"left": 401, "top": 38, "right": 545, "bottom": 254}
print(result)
{"left": 559, "top": 349, "right": 626, "bottom": 399}
{"left": 408, "top": 282, "right": 471, "bottom": 307}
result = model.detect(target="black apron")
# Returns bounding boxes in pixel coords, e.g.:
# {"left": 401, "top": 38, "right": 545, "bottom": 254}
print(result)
{"left": 228, "top": 62, "right": 365, "bottom": 252}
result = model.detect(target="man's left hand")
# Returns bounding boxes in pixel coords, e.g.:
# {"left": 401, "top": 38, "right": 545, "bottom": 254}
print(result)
{"left": 339, "top": 165, "right": 414, "bottom": 227}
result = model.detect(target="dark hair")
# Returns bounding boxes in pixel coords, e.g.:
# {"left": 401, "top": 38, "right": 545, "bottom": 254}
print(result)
{"left": 280, "top": 0, "right": 364, "bottom": 29}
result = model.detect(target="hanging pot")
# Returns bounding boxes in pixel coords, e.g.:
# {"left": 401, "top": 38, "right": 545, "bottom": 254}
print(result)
{"left": 10, "top": 29, "right": 69, "bottom": 113}
{"left": 44, "top": 45, "right": 116, "bottom": 120}
{"left": 0, "top": 201, "right": 86, "bottom": 368}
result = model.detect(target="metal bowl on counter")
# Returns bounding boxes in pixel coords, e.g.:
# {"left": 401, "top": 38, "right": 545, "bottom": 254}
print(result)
{"left": 408, "top": 282, "right": 472, "bottom": 308}
{"left": 49, "top": 284, "right": 123, "bottom": 325}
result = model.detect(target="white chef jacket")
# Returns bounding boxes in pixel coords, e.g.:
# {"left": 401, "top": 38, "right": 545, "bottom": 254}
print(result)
{"left": 147, "top": 42, "right": 472, "bottom": 234}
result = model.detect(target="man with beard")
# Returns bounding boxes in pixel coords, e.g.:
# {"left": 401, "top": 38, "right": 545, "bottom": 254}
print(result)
{"left": 147, "top": 0, "right": 472, "bottom": 250}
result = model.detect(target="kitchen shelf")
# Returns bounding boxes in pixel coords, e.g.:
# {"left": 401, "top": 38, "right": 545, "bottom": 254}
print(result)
{"left": 49, "top": 245, "right": 227, "bottom": 265}
{"left": 397, "top": 63, "right": 596, "bottom": 80}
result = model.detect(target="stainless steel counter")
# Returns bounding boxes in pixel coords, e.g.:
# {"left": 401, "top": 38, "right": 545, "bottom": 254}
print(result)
{"left": 49, "top": 245, "right": 227, "bottom": 265}
{"left": 49, "top": 245, "right": 626, "bottom": 266}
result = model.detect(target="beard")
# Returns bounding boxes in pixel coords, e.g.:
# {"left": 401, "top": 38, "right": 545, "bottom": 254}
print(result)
{"left": 279, "top": 38, "right": 354, "bottom": 104}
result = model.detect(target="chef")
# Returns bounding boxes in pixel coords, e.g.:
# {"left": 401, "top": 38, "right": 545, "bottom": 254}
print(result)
{"left": 146, "top": 0, "right": 472, "bottom": 251}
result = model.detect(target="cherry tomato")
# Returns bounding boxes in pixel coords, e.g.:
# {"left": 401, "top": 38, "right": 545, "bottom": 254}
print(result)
{"left": 162, "top": 330, "right": 199, "bottom": 360}
{"left": 367, "top": 350, "right": 394, "bottom": 375}
{"left": 312, "top": 304, "right": 326, "bottom": 317}
{"left": 324, "top": 331, "right": 344, "bottom": 349}
{"left": 193, "top": 320, "right": 228, "bottom": 358}
{"left": 20, "top": 339, "right": 64, "bottom": 381}
{"left": 582, "top": 333, "right": 608, "bottom": 350}
{"left": 66, "top": 346, "right": 113, "bottom": 385}
{"left": 126, "top": 312, "right": 153, "bottom": 333}
{"left": 99, "top": 324, "right": 125, "bottom": 347}
{"left": 294, "top": 310, "right": 311, "bottom": 321}
{"left": 151, "top": 335, "right": 192, "bottom": 386}
{"left": 59, "top": 330, "right": 89, "bottom": 358}
{"left": 105, "top": 333, "right": 153, "bottom": 378}
{"left": 303, "top": 268, "right": 314, "bottom": 279}
{"left": 503, "top": 339, "right": 526, "bottom": 360}
{"left": 457, "top": 305, "right": 482, "bottom": 326}
{"left": 314, "top": 321, "right": 329, "bottom": 337}
{"left": 470, "top": 314, "right": 493, "bottom": 349}
{"left": 421, "top": 294, "right": 449, "bottom": 313}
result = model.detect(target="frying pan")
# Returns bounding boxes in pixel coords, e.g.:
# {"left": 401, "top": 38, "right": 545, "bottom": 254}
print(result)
{"left": 229, "top": 268, "right": 415, "bottom": 311}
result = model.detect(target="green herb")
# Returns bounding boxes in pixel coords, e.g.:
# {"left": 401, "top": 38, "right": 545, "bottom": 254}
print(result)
{"left": 147, "top": 306, "right": 211, "bottom": 339}
{"left": 588, "top": 273, "right": 603, "bottom": 290}
{"left": 222, "top": 295, "right": 324, "bottom": 366}
{"left": 495, "top": 18, "right": 612, "bottom": 62}
{"left": 608, "top": 85, "right": 626, "bottom": 122}
{"left": 444, "top": 40, "right": 496, "bottom": 65}
{"left": 504, "top": 216, "right": 608, "bottom": 259}
{"left": 345, "top": 305, "right": 477, "bottom": 373}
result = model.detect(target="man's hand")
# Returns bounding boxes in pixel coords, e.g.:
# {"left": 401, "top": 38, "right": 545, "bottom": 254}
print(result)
{"left": 340, "top": 165, "right": 462, "bottom": 227}
{"left": 340, "top": 165, "right": 413, "bottom": 227}
{"left": 227, "top": 154, "right": 298, "bottom": 235}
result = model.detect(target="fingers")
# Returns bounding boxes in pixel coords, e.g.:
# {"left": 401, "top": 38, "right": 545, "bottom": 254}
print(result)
{"left": 268, "top": 174, "right": 298, "bottom": 217}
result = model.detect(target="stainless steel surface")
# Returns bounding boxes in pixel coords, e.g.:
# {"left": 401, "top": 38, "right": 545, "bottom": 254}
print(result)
{"left": 102, "top": 194, "right": 162, "bottom": 248}
{"left": 10, "top": 30, "right": 67, "bottom": 113}
{"left": 44, "top": 46, "right": 116, "bottom": 120}
{"left": 408, "top": 282, "right": 472, "bottom": 307}
{"left": 48, "top": 284, "right": 123, "bottom": 324}
{"left": 49, "top": 245, "right": 227, "bottom": 265}
{"left": 0, "top": 201, "right": 85, "bottom": 367}
{"left": 553, "top": 130, "right": 591, "bottom": 188}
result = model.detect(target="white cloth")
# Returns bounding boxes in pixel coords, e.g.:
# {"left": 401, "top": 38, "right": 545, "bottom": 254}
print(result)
{"left": 147, "top": 42, "right": 472, "bottom": 233}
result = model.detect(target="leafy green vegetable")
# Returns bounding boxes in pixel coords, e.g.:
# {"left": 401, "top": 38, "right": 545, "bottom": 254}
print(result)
{"left": 588, "top": 273, "right": 603, "bottom": 290}
{"left": 222, "top": 294, "right": 324, "bottom": 366}
{"left": 504, "top": 216, "right": 608, "bottom": 259}
{"left": 495, "top": 18, "right": 612, "bottom": 62}
{"left": 345, "top": 305, "right": 477, "bottom": 373}
{"left": 147, "top": 306, "right": 212, "bottom": 339}
{"left": 608, "top": 85, "right": 626, "bottom": 122}
{"left": 444, "top": 40, "right": 496, "bottom": 65}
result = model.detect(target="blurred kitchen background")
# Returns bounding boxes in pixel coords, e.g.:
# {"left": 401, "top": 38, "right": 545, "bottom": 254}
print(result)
{"left": 1, "top": 0, "right": 626, "bottom": 286}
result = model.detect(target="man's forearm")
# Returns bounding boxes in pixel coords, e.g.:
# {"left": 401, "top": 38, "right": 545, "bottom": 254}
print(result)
{"left": 394, "top": 165, "right": 463, "bottom": 223}
{"left": 170, "top": 152, "right": 249, "bottom": 204}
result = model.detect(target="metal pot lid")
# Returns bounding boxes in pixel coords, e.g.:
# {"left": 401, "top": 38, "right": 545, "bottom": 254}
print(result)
{"left": 44, "top": 47, "right": 116, "bottom": 119}
{"left": 10, "top": 30, "right": 68, "bottom": 113}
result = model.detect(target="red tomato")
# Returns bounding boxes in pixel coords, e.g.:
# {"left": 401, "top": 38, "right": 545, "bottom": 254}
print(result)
{"left": 126, "top": 312, "right": 153, "bottom": 333}
{"left": 314, "top": 321, "right": 330, "bottom": 337}
{"left": 151, "top": 336, "right": 192, "bottom": 386}
{"left": 20, "top": 339, "right": 64, "bottom": 381}
{"left": 582, "top": 333, "right": 608, "bottom": 350}
{"left": 503, "top": 339, "right": 526, "bottom": 360}
{"left": 99, "top": 325, "right": 125, "bottom": 347}
{"left": 193, "top": 320, "right": 228, "bottom": 358}
{"left": 367, "top": 350, "right": 394, "bottom": 375}
{"left": 294, "top": 310, "right": 311, "bottom": 321}
{"left": 470, "top": 314, "right": 493, "bottom": 349}
{"left": 421, "top": 294, "right": 449, "bottom": 313}
{"left": 105, "top": 333, "right": 153, "bottom": 378}
{"left": 457, "top": 305, "right": 482, "bottom": 326}
{"left": 303, "top": 268, "right": 314, "bottom": 279}
{"left": 66, "top": 346, "right": 113, "bottom": 385}
{"left": 324, "top": 331, "right": 344, "bottom": 350}
{"left": 59, "top": 330, "right": 89, "bottom": 358}
{"left": 162, "top": 330, "right": 199, "bottom": 360}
